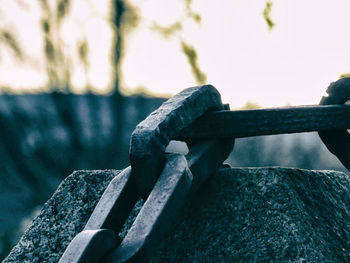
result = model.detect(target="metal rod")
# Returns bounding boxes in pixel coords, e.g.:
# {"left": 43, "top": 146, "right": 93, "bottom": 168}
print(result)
{"left": 176, "top": 105, "right": 350, "bottom": 140}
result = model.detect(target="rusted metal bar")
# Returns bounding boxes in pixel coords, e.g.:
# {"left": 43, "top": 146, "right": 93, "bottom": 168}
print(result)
{"left": 59, "top": 85, "right": 232, "bottom": 263}
{"left": 176, "top": 105, "right": 350, "bottom": 140}
{"left": 104, "top": 139, "right": 234, "bottom": 263}
{"left": 104, "top": 154, "right": 193, "bottom": 263}
{"left": 318, "top": 77, "right": 350, "bottom": 171}
{"left": 83, "top": 167, "right": 139, "bottom": 233}
{"left": 58, "top": 229, "right": 121, "bottom": 263}
{"left": 58, "top": 168, "right": 138, "bottom": 263}
{"left": 130, "top": 85, "right": 225, "bottom": 198}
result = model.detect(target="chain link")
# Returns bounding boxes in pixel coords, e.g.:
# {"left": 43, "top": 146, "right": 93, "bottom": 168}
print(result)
{"left": 59, "top": 81, "right": 350, "bottom": 262}
{"left": 59, "top": 85, "right": 233, "bottom": 262}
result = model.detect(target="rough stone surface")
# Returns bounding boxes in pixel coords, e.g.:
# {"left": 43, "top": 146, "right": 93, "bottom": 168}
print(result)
{"left": 4, "top": 167, "right": 350, "bottom": 262}
{"left": 3, "top": 170, "right": 119, "bottom": 263}
{"left": 153, "top": 168, "right": 350, "bottom": 262}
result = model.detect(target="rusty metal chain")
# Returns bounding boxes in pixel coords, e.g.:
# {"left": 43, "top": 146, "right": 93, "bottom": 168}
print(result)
{"left": 59, "top": 85, "right": 234, "bottom": 262}
{"left": 318, "top": 77, "right": 350, "bottom": 171}
{"left": 59, "top": 82, "right": 350, "bottom": 263}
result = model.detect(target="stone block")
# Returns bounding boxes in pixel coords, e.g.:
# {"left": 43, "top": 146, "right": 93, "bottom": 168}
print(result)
{"left": 4, "top": 167, "right": 350, "bottom": 262}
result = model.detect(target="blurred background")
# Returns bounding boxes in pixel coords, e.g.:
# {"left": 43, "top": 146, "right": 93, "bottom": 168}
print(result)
{"left": 0, "top": 0, "right": 349, "bottom": 259}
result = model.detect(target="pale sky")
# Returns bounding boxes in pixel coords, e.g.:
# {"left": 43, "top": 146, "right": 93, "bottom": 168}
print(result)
{"left": 1, "top": 0, "right": 350, "bottom": 108}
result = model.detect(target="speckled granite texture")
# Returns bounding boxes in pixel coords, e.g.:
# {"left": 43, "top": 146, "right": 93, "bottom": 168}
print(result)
{"left": 4, "top": 167, "right": 350, "bottom": 262}
{"left": 3, "top": 170, "right": 119, "bottom": 263}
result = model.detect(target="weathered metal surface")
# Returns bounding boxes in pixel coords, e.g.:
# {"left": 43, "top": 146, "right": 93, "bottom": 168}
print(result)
{"left": 130, "top": 85, "right": 224, "bottom": 198}
{"left": 176, "top": 105, "right": 350, "bottom": 140}
{"left": 105, "top": 138, "right": 234, "bottom": 262}
{"left": 58, "top": 85, "right": 231, "bottom": 263}
{"left": 105, "top": 154, "right": 192, "bottom": 263}
{"left": 58, "top": 229, "right": 121, "bottom": 263}
{"left": 186, "top": 139, "right": 234, "bottom": 193}
{"left": 318, "top": 77, "right": 350, "bottom": 171}
{"left": 58, "top": 168, "right": 139, "bottom": 262}
{"left": 83, "top": 167, "right": 139, "bottom": 233}
{"left": 57, "top": 80, "right": 350, "bottom": 263}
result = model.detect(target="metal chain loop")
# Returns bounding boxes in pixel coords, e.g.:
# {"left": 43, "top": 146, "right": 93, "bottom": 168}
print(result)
{"left": 129, "top": 85, "right": 225, "bottom": 198}
{"left": 59, "top": 86, "right": 234, "bottom": 263}
{"left": 318, "top": 77, "right": 350, "bottom": 171}
{"left": 59, "top": 81, "right": 350, "bottom": 263}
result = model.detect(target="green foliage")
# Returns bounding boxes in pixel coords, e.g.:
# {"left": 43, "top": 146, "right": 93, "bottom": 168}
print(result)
{"left": 150, "top": 22, "right": 182, "bottom": 39}
{"left": 78, "top": 40, "right": 89, "bottom": 69}
{"left": 181, "top": 41, "right": 206, "bottom": 85}
{"left": 263, "top": 0, "right": 275, "bottom": 31}
{"left": 240, "top": 101, "right": 262, "bottom": 110}
{"left": 0, "top": 0, "right": 280, "bottom": 93}
{"left": 56, "top": 0, "right": 71, "bottom": 24}
{"left": 184, "top": 0, "right": 201, "bottom": 23}
{"left": 41, "top": 19, "right": 50, "bottom": 33}
{"left": 339, "top": 73, "right": 350, "bottom": 79}
{"left": 78, "top": 39, "right": 90, "bottom": 90}
{"left": 38, "top": 0, "right": 50, "bottom": 13}
{"left": 149, "top": 0, "right": 206, "bottom": 85}
{"left": 38, "top": 0, "right": 72, "bottom": 91}
{"left": 0, "top": 30, "right": 23, "bottom": 60}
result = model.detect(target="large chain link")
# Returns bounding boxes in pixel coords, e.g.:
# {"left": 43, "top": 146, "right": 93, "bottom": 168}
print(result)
{"left": 59, "top": 80, "right": 350, "bottom": 262}
{"left": 59, "top": 85, "right": 234, "bottom": 262}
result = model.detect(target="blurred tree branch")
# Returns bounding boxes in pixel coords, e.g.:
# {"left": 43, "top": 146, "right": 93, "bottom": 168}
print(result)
{"left": 263, "top": 0, "right": 275, "bottom": 31}
{"left": 0, "top": 0, "right": 278, "bottom": 92}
